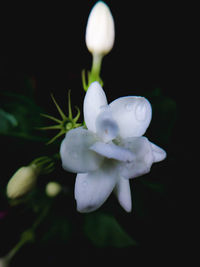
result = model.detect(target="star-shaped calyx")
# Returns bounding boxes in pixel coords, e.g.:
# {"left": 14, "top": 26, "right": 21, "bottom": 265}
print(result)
{"left": 39, "top": 91, "right": 82, "bottom": 144}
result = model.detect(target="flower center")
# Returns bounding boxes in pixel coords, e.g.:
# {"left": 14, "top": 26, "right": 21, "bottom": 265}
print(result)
{"left": 66, "top": 122, "right": 73, "bottom": 130}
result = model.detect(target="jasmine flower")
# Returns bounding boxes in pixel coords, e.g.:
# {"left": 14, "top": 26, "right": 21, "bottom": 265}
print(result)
{"left": 60, "top": 82, "right": 166, "bottom": 212}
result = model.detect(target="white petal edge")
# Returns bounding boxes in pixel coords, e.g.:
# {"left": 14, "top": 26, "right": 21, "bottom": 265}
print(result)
{"left": 114, "top": 177, "right": 132, "bottom": 212}
{"left": 118, "top": 137, "right": 154, "bottom": 179}
{"left": 74, "top": 161, "right": 118, "bottom": 213}
{"left": 60, "top": 128, "right": 103, "bottom": 173}
{"left": 150, "top": 142, "right": 167, "bottom": 162}
{"left": 109, "top": 96, "right": 152, "bottom": 138}
{"left": 83, "top": 82, "right": 108, "bottom": 132}
{"left": 90, "top": 142, "right": 135, "bottom": 162}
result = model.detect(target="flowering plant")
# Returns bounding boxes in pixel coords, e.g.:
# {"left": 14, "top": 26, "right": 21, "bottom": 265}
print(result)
{"left": 0, "top": 1, "right": 177, "bottom": 265}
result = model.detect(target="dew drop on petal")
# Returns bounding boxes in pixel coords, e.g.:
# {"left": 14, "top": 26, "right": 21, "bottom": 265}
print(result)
{"left": 82, "top": 180, "right": 88, "bottom": 190}
{"left": 125, "top": 103, "right": 133, "bottom": 112}
{"left": 72, "top": 151, "right": 78, "bottom": 159}
{"left": 135, "top": 101, "right": 147, "bottom": 121}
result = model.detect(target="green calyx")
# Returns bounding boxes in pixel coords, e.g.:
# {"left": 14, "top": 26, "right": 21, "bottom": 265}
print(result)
{"left": 39, "top": 90, "right": 82, "bottom": 144}
{"left": 30, "top": 156, "right": 55, "bottom": 174}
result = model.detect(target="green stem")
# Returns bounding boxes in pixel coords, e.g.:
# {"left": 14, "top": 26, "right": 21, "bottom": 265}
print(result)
{"left": 89, "top": 53, "right": 103, "bottom": 84}
{"left": 32, "top": 204, "right": 50, "bottom": 230}
{"left": 4, "top": 204, "right": 50, "bottom": 264}
{"left": 5, "top": 230, "right": 34, "bottom": 263}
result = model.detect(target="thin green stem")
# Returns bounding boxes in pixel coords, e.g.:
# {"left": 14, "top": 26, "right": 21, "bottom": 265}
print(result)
{"left": 90, "top": 53, "right": 103, "bottom": 83}
{"left": 5, "top": 204, "right": 50, "bottom": 264}
{"left": 32, "top": 205, "right": 50, "bottom": 230}
{"left": 81, "top": 69, "right": 87, "bottom": 91}
{"left": 68, "top": 90, "right": 73, "bottom": 119}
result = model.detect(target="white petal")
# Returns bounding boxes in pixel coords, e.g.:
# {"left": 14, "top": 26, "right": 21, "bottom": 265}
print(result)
{"left": 90, "top": 142, "right": 135, "bottom": 162}
{"left": 74, "top": 161, "right": 118, "bottom": 213}
{"left": 109, "top": 96, "right": 152, "bottom": 138}
{"left": 83, "top": 82, "right": 108, "bottom": 132}
{"left": 118, "top": 137, "right": 154, "bottom": 179}
{"left": 60, "top": 128, "right": 103, "bottom": 173}
{"left": 95, "top": 107, "right": 119, "bottom": 142}
{"left": 114, "top": 177, "right": 132, "bottom": 212}
{"left": 150, "top": 142, "right": 167, "bottom": 162}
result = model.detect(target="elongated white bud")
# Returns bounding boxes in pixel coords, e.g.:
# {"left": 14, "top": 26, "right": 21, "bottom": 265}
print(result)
{"left": 7, "top": 165, "right": 38, "bottom": 199}
{"left": 85, "top": 1, "right": 115, "bottom": 55}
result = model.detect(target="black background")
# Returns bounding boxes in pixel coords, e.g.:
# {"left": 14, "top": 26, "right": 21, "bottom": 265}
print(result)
{"left": 0, "top": 0, "right": 194, "bottom": 265}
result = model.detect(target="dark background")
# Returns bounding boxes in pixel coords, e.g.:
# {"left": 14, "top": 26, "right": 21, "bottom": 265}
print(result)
{"left": 0, "top": 0, "right": 193, "bottom": 265}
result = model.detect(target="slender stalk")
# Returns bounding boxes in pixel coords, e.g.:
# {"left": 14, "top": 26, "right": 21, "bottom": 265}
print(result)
{"left": 4, "top": 204, "right": 50, "bottom": 264}
{"left": 89, "top": 53, "right": 103, "bottom": 85}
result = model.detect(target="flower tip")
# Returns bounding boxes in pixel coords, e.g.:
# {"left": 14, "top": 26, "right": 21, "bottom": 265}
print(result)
{"left": 135, "top": 97, "right": 152, "bottom": 122}
{"left": 85, "top": 1, "right": 115, "bottom": 55}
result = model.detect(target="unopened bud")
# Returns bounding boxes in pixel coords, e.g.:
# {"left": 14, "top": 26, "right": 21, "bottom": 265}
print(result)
{"left": 85, "top": 1, "right": 115, "bottom": 55}
{"left": 7, "top": 165, "right": 38, "bottom": 199}
{"left": 0, "top": 257, "right": 9, "bottom": 267}
{"left": 45, "top": 182, "right": 62, "bottom": 197}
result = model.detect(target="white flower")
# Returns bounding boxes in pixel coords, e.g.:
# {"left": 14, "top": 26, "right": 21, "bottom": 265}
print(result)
{"left": 60, "top": 82, "right": 166, "bottom": 213}
{"left": 85, "top": 1, "right": 115, "bottom": 55}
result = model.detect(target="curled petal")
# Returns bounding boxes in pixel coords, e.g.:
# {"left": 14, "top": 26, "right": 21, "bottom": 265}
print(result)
{"left": 109, "top": 96, "right": 152, "bottom": 138}
{"left": 118, "top": 137, "right": 154, "bottom": 179}
{"left": 114, "top": 177, "right": 132, "bottom": 212}
{"left": 75, "top": 161, "right": 118, "bottom": 213}
{"left": 95, "top": 107, "right": 119, "bottom": 142}
{"left": 90, "top": 141, "right": 135, "bottom": 162}
{"left": 60, "top": 128, "right": 103, "bottom": 173}
{"left": 83, "top": 82, "right": 108, "bottom": 132}
{"left": 150, "top": 142, "right": 167, "bottom": 162}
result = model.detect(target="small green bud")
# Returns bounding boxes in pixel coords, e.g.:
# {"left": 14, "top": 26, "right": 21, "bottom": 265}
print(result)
{"left": 45, "top": 182, "right": 62, "bottom": 198}
{"left": 7, "top": 165, "right": 38, "bottom": 199}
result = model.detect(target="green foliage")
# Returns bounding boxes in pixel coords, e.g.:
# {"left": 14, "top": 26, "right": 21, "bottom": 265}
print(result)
{"left": 39, "top": 212, "right": 71, "bottom": 244}
{"left": 0, "top": 109, "right": 18, "bottom": 132}
{"left": 84, "top": 212, "right": 137, "bottom": 247}
{"left": 0, "top": 91, "right": 47, "bottom": 142}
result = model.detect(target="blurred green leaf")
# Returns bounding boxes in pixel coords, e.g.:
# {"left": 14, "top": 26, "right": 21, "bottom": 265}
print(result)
{"left": 84, "top": 212, "right": 137, "bottom": 247}
{"left": 40, "top": 215, "right": 71, "bottom": 244}
{"left": 0, "top": 108, "right": 18, "bottom": 133}
{"left": 0, "top": 91, "right": 48, "bottom": 142}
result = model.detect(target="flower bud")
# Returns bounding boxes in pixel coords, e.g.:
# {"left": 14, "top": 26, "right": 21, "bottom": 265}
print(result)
{"left": 45, "top": 182, "right": 62, "bottom": 198}
{"left": 7, "top": 165, "right": 38, "bottom": 199}
{"left": 85, "top": 1, "right": 115, "bottom": 55}
{"left": 0, "top": 257, "right": 9, "bottom": 267}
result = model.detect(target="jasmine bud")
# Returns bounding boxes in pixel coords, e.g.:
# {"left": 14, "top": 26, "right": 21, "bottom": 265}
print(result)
{"left": 85, "top": 1, "right": 115, "bottom": 56}
{"left": 7, "top": 165, "right": 39, "bottom": 199}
